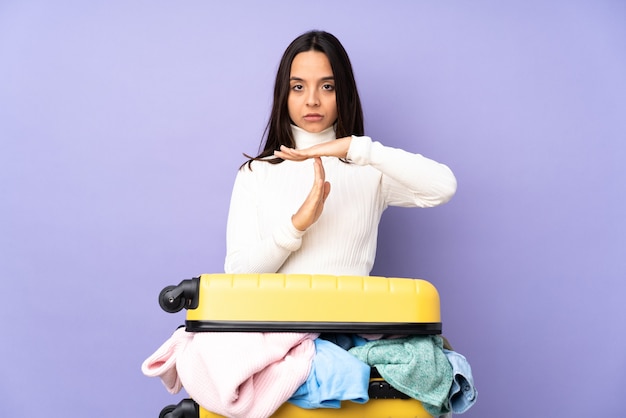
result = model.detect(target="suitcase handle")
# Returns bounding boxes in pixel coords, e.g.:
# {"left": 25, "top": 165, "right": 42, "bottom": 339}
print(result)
{"left": 159, "top": 277, "right": 200, "bottom": 313}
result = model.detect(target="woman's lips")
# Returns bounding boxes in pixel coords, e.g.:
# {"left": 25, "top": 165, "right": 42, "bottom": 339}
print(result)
{"left": 303, "top": 114, "right": 323, "bottom": 122}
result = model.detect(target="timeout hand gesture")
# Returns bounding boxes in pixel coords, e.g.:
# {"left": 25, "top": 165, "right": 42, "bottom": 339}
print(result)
{"left": 273, "top": 137, "right": 351, "bottom": 232}
{"left": 290, "top": 157, "right": 331, "bottom": 231}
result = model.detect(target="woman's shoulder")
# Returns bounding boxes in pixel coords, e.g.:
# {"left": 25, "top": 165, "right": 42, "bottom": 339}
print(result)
{"left": 236, "top": 158, "right": 293, "bottom": 180}
{"left": 239, "top": 157, "right": 279, "bottom": 173}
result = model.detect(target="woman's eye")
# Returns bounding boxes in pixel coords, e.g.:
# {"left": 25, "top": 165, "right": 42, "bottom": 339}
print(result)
{"left": 291, "top": 84, "right": 303, "bottom": 91}
{"left": 322, "top": 84, "right": 335, "bottom": 91}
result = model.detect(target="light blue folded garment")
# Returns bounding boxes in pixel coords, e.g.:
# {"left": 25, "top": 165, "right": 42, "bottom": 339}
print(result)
{"left": 288, "top": 338, "right": 370, "bottom": 409}
{"left": 443, "top": 349, "right": 477, "bottom": 414}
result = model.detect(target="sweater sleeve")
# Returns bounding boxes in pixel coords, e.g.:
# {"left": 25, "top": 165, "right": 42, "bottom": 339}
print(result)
{"left": 224, "top": 167, "right": 305, "bottom": 274}
{"left": 346, "top": 135, "right": 457, "bottom": 208}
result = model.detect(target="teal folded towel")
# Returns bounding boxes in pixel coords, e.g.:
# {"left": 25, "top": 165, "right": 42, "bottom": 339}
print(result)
{"left": 349, "top": 335, "right": 453, "bottom": 416}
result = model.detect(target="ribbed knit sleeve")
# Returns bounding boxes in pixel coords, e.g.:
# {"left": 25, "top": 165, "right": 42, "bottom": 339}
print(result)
{"left": 224, "top": 166, "right": 305, "bottom": 274}
{"left": 346, "top": 136, "right": 457, "bottom": 208}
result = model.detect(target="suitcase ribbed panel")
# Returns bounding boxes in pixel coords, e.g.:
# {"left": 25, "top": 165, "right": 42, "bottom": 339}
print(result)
{"left": 185, "top": 274, "right": 441, "bottom": 333}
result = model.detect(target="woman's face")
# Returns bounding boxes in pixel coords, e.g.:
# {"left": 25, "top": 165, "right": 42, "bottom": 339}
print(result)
{"left": 288, "top": 50, "right": 338, "bottom": 133}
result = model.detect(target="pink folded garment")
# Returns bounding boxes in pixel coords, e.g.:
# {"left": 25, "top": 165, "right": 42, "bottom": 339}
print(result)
{"left": 142, "top": 329, "right": 318, "bottom": 418}
{"left": 141, "top": 327, "right": 192, "bottom": 393}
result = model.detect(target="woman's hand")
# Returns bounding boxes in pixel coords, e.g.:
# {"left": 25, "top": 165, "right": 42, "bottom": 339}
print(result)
{"left": 277, "top": 137, "right": 350, "bottom": 231}
{"left": 274, "top": 136, "right": 352, "bottom": 161}
{"left": 291, "top": 157, "right": 331, "bottom": 231}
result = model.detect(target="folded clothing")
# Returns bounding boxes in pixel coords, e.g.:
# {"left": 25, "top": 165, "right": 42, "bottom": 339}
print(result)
{"left": 289, "top": 338, "right": 370, "bottom": 408}
{"left": 141, "top": 327, "right": 192, "bottom": 394}
{"left": 142, "top": 328, "right": 318, "bottom": 418}
{"left": 349, "top": 335, "right": 453, "bottom": 416}
{"left": 443, "top": 349, "right": 478, "bottom": 414}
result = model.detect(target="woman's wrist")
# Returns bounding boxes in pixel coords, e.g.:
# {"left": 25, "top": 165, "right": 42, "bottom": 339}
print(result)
{"left": 291, "top": 214, "right": 308, "bottom": 232}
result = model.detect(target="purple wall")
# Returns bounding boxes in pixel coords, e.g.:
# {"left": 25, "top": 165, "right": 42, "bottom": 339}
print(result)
{"left": 2, "top": 1, "right": 625, "bottom": 416}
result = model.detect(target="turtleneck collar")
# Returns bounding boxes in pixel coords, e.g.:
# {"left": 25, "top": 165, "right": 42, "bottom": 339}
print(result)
{"left": 291, "top": 124, "right": 336, "bottom": 150}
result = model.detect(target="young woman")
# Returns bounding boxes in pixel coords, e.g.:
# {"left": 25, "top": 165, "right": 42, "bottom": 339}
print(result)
{"left": 224, "top": 30, "right": 457, "bottom": 276}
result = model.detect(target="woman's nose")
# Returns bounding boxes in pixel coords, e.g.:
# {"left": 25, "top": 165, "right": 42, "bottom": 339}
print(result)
{"left": 306, "top": 90, "right": 320, "bottom": 106}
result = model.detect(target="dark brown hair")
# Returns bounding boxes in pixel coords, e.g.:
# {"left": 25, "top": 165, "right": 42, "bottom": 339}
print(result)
{"left": 244, "top": 30, "right": 364, "bottom": 168}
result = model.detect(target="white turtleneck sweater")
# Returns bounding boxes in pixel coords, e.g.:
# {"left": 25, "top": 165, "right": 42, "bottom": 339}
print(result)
{"left": 224, "top": 125, "right": 457, "bottom": 276}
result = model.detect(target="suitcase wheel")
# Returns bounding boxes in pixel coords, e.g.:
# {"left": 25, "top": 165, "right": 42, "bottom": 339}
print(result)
{"left": 159, "top": 404, "right": 176, "bottom": 418}
{"left": 158, "top": 277, "right": 200, "bottom": 313}
{"left": 159, "top": 285, "right": 187, "bottom": 313}
{"left": 159, "top": 399, "right": 198, "bottom": 418}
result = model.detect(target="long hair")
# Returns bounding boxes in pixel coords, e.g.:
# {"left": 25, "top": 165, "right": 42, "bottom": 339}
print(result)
{"left": 244, "top": 30, "right": 364, "bottom": 168}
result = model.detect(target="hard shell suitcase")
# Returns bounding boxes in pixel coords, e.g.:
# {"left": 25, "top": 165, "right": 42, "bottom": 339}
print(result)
{"left": 159, "top": 273, "right": 441, "bottom": 334}
{"left": 157, "top": 274, "right": 443, "bottom": 418}
{"left": 160, "top": 396, "right": 432, "bottom": 418}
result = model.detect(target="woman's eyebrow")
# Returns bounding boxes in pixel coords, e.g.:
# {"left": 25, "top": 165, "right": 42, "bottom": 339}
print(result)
{"left": 289, "top": 76, "right": 335, "bottom": 82}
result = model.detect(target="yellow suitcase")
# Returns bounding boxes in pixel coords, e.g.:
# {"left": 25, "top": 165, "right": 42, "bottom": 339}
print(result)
{"left": 160, "top": 396, "right": 433, "bottom": 418}
{"left": 157, "top": 274, "right": 442, "bottom": 418}
{"left": 159, "top": 274, "right": 441, "bottom": 335}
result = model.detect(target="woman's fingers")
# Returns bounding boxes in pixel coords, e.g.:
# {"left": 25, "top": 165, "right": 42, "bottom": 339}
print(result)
{"left": 313, "top": 156, "right": 324, "bottom": 181}
{"left": 315, "top": 157, "right": 331, "bottom": 202}
{"left": 291, "top": 158, "right": 330, "bottom": 231}
{"left": 274, "top": 146, "right": 308, "bottom": 161}
{"left": 274, "top": 137, "right": 352, "bottom": 160}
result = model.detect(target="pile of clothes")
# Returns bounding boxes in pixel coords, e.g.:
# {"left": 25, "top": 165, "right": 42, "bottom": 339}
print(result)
{"left": 142, "top": 328, "right": 477, "bottom": 418}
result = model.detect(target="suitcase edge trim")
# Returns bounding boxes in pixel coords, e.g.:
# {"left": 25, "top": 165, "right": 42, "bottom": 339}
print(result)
{"left": 185, "top": 320, "right": 442, "bottom": 334}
